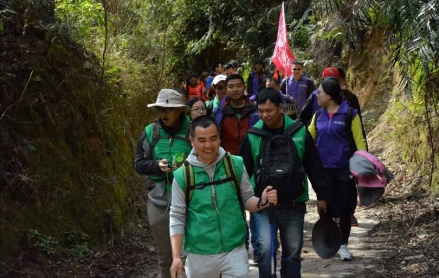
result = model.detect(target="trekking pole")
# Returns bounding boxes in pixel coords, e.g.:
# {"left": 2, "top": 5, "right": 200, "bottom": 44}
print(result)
{"left": 269, "top": 202, "right": 276, "bottom": 278}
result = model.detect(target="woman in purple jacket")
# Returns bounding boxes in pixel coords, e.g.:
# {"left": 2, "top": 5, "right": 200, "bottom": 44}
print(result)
{"left": 308, "top": 78, "right": 367, "bottom": 261}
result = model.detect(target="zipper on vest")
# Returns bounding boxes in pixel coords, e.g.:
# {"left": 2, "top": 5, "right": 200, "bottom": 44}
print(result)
{"left": 210, "top": 183, "right": 219, "bottom": 215}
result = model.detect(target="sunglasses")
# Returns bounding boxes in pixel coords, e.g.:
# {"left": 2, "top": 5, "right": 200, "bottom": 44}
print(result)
{"left": 293, "top": 68, "right": 303, "bottom": 71}
{"left": 216, "top": 86, "right": 225, "bottom": 90}
{"left": 154, "top": 107, "right": 175, "bottom": 114}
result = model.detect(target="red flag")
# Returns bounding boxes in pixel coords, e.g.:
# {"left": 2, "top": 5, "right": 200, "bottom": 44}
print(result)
{"left": 271, "top": 3, "right": 295, "bottom": 77}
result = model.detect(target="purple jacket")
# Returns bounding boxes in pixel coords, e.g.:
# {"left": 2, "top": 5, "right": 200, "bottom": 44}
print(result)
{"left": 314, "top": 101, "right": 359, "bottom": 168}
{"left": 285, "top": 74, "right": 313, "bottom": 110}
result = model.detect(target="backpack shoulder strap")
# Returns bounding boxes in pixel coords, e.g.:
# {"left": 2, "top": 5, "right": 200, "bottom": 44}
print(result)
{"left": 223, "top": 153, "right": 245, "bottom": 219}
{"left": 183, "top": 160, "right": 195, "bottom": 215}
{"left": 284, "top": 121, "right": 304, "bottom": 137}
{"left": 223, "top": 153, "right": 239, "bottom": 191}
{"left": 313, "top": 109, "right": 321, "bottom": 132}
{"left": 247, "top": 127, "right": 271, "bottom": 138}
{"left": 283, "top": 121, "right": 304, "bottom": 169}
{"left": 345, "top": 106, "right": 354, "bottom": 133}
{"left": 151, "top": 121, "right": 170, "bottom": 147}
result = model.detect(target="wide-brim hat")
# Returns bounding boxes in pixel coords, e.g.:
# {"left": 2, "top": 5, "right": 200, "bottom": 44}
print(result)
{"left": 147, "top": 89, "right": 190, "bottom": 113}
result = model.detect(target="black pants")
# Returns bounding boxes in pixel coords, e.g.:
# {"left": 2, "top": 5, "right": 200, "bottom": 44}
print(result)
{"left": 325, "top": 168, "right": 357, "bottom": 245}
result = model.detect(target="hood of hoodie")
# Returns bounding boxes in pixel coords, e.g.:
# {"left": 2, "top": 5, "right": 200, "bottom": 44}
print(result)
{"left": 186, "top": 146, "right": 227, "bottom": 177}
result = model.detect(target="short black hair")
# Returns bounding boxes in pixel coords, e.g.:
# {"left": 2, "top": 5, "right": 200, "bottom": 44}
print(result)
{"left": 292, "top": 61, "right": 304, "bottom": 67}
{"left": 257, "top": 88, "right": 283, "bottom": 107}
{"left": 321, "top": 78, "right": 342, "bottom": 104}
{"left": 227, "top": 60, "right": 238, "bottom": 69}
{"left": 189, "top": 115, "right": 219, "bottom": 137}
{"left": 224, "top": 63, "right": 233, "bottom": 70}
{"left": 212, "top": 62, "right": 221, "bottom": 71}
{"left": 266, "top": 77, "right": 281, "bottom": 85}
{"left": 225, "top": 74, "right": 245, "bottom": 86}
{"left": 254, "top": 58, "right": 264, "bottom": 66}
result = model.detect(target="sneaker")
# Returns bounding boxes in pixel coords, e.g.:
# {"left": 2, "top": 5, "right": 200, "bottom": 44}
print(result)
{"left": 339, "top": 244, "right": 352, "bottom": 261}
{"left": 351, "top": 214, "right": 358, "bottom": 226}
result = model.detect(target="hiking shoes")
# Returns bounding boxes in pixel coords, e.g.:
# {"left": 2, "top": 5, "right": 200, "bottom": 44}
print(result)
{"left": 339, "top": 244, "right": 352, "bottom": 261}
{"left": 351, "top": 214, "right": 358, "bottom": 226}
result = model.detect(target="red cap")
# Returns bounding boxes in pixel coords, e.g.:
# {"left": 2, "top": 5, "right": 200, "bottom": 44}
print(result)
{"left": 321, "top": 67, "right": 340, "bottom": 80}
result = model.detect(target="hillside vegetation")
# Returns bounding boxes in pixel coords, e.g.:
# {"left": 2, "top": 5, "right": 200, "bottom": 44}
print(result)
{"left": 1, "top": 0, "right": 438, "bottom": 275}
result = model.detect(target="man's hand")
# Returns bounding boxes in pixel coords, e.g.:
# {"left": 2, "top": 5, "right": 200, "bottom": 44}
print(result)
{"left": 170, "top": 257, "right": 184, "bottom": 278}
{"left": 317, "top": 200, "right": 327, "bottom": 216}
{"left": 158, "top": 159, "right": 173, "bottom": 173}
{"left": 262, "top": 186, "right": 278, "bottom": 206}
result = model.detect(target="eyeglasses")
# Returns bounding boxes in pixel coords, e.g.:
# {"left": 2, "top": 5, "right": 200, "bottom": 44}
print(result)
{"left": 155, "top": 107, "right": 174, "bottom": 114}
{"left": 216, "top": 86, "right": 225, "bottom": 90}
{"left": 191, "top": 107, "right": 207, "bottom": 113}
{"left": 292, "top": 68, "right": 303, "bottom": 71}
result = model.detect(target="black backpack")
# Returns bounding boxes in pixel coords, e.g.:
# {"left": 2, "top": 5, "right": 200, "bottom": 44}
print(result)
{"left": 247, "top": 121, "right": 305, "bottom": 203}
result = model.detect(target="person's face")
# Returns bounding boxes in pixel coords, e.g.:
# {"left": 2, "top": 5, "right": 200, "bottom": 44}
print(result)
{"left": 190, "top": 124, "right": 220, "bottom": 164}
{"left": 292, "top": 64, "right": 304, "bottom": 80}
{"left": 317, "top": 84, "right": 331, "bottom": 108}
{"left": 189, "top": 100, "right": 207, "bottom": 120}
{"left": 255, "top": 63, "right": 264, "bottom": 73}
{"left": 257, "top": 100, "right": 283, "bottom": 129}
{"left": 226, "top": 79, "right": 246, "bottom": 101}
{"left": 214, "top": 81, "right": 227, "bottom": 100}
{"left": 224, "top": 68, "right": 234, "bottom": 76}
{"left": 155, "top": 106, "right": 183, "bottom": 128}
{"left": 216, "top": 64, "right": 224, "bottom": 74}
{"left": 189, "top": 77, "right": 198, "bottom": 87}
{"left": 266, "top": 80, "right": 281, "bottom": 91}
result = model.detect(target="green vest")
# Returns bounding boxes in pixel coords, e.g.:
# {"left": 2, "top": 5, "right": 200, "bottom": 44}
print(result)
{"left": 145, "top": 116, "right": 192, "bottom": 192}
{"left": 248, "top": 114, "right": 309, "bottom": 203}
{"left": 173, "top": 155, "right": 247, "bottom": 255}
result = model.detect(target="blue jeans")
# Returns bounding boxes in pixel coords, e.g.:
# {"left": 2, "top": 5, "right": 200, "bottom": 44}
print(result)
{"left": 250, "top": 212, "right": 258, "bottom": 254}
{"left": 253, "top": 203, "right": 306, "bottom": 278}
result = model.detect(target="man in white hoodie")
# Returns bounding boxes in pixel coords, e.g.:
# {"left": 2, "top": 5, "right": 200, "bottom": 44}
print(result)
{"left": 169, "top": 115, "right": 278, "bottom": 278}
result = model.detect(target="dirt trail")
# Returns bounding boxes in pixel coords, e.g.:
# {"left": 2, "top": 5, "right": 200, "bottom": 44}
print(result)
{"left": 248, "top": 184, "right": 382, "bottom": 277}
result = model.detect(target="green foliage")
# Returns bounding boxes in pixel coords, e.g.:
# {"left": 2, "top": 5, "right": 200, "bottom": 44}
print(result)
{"left": 55, "top": 0, "right": 104, "bottom": 48}
{"left": 28, "top": 229, "right": 59, "bottom": 256}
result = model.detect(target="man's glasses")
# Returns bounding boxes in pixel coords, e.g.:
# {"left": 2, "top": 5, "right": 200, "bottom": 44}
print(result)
{"left": 293, "top": 68, "right": 303, "bottom": 71}
{"left": 155, "top": 107, "right": 174, "bottom": 114}
{"left": 191, "top": 107, "right": 207, "bottom": 113}
{"left": 216, "top": 86, "right": 225, "bottom": 90}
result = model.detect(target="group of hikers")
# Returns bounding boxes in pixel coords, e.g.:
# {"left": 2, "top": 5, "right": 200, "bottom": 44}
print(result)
{"left": 134, "top": 59, "right": 368, "bottom": 278}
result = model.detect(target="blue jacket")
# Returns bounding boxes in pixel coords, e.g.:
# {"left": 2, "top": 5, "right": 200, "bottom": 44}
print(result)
{"left": 314, "top": 101, "right": 359, "bottom": 168}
